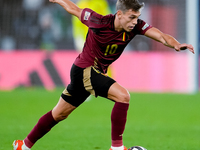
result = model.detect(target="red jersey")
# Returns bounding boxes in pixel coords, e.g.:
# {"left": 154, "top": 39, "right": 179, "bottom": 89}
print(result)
{"left": 74, "top": 8, "right": 152, "bottom": 73}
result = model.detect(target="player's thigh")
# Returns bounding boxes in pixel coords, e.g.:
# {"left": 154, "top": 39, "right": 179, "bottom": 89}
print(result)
{"left": 61, "top": 64, "right": 90, "bottom": 107}
{"left": 87, "top": 66, "right": 116, "bottom": 98}
{"left": 88, "top": 66, "right": 130, "bottom": 103}
{"left": 107, "top": 82, "right": 130, "bottom": 103}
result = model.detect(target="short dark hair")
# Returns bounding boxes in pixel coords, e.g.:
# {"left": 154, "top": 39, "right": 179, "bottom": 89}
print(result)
{"left": 116, "top": 0, "right": 144, "bottom": 13}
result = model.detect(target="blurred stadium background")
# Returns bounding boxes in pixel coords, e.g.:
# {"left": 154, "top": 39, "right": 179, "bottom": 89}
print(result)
{"left": 1, "top": 1, "right": 199, "bottom": 149}
{"left": 0, "top": 0, "right": 199, "bottom": 92}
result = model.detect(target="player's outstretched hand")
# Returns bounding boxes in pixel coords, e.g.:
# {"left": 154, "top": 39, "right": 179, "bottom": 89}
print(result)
{"left": 49, "top": 0, "right": 55, "bottom": 3}
{"left": 175, "top": 43, "right": 195, "bottom": 54}
{"left": 49, "top": 0, "right": 60, "bottom": 3}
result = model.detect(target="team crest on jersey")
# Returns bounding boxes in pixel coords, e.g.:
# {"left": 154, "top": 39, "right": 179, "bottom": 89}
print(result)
{"left": 142, "top": 23, "right": 149, "bottom": 30}
{"left": 84, "top": 11, "right": 91, "bottom": 20}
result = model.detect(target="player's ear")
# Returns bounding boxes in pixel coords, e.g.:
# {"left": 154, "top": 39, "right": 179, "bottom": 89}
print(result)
{"left": 116, "top": 10, "right": 123, "bottom": 19}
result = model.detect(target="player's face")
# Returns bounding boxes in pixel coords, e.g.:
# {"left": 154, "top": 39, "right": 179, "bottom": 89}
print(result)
{"left": 119, "top": 9, "right": 141, "bottom": 32}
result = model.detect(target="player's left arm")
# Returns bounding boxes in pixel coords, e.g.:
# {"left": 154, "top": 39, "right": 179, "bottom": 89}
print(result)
{"left": 144, "top": 27, "right": 195, "bottom": 54}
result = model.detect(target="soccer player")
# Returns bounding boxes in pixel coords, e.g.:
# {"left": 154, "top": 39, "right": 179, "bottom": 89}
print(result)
{"left": 13, "top": 0, "right": 194, "bottom": 150}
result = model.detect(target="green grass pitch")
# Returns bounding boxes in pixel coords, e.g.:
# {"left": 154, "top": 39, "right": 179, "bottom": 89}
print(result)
{"left": 0, "top": 88, "right": 199, "bottom": 150}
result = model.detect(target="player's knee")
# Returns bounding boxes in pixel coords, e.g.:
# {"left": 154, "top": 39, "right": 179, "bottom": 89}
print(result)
{"left": 122, "top": 92, "right": 130, "bottom": 103}
{"left": 53, "top": 113, "right": 69, "bottom": 122}
{"left": 52, "top": 97, "right": 77, "bottom": 122}
{"left": 118, "top": 90, "right": 130, "bottom": 103}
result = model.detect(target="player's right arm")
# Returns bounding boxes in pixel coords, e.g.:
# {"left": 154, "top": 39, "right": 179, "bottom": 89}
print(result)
{"left": 145, "top": 27, "right": 194, "bottom": 54}
{"left": 49, "top": 0, "right": 82, "bottom": 20}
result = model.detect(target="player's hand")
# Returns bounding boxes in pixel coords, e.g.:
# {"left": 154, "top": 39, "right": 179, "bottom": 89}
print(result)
{"left": 174, "top": 43, "right": 195, "bottom": 54}
{"left": 49, "top": 0, "right": 55, "bottom": 3}
{"left": 49, "top": 0, "right": 60, "bottom": 3}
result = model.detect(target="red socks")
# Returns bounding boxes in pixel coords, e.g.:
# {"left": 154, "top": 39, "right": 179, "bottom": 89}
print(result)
{"left": 23, "top": 103, "right": 129, "bottom": 148}
{"left": 24, "top": 111, "right": 58, "bottom": 148}
{"left": 111, "top": 102, "right": 129, "bottom": 147}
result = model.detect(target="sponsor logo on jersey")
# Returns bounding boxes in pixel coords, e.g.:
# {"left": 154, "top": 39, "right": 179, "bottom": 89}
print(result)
{"left": 142, "top": 23, "right": 149, "bottom": 30}
{"left": 84, "top": 11, "right": 91, "bottom": 20}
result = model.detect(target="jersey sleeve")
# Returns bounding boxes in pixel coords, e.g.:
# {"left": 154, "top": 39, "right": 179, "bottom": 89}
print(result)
{"left": 134, "top": 19, "right": 152, "bottom": 35}
{"left": 81, "top": 8, "right": 110, "bottom": 29}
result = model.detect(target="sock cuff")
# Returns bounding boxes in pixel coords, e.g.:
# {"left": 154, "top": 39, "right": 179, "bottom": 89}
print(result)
{"left": 111, "top": 140, "right": 123, "bottom": 147}
{"left": 114, "top": 102, "right": 129, "bottom": 110}
{"left": 111, "top": 145, "right": 124, "bottom": 150}
{"left": 47, "top": 110, "right": 58, "bottom": 125}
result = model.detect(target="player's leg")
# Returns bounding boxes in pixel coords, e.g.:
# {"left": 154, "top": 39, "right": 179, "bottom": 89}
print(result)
{"left": 107, "top": 82, "right": 130, "bottom": 103}
{"left": 13, "top": 97, "right": 78, "bottom": 150}
{"left": 86, "top": 66, "right": 130, "bottom": 150}
{"left": 13, "top": 93, "right": 89, "bottom": 150}
{"left": 13, "top": 98, "right": 76, "bottom": 150}
{"left": 52, "top": 97, "right": 76, "bottom": 121}
{"left": 107, "top": 83, "right": 130, "bottom": 150}
{"left": 13, "top": 64, "right": 90, "bottom": 150}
